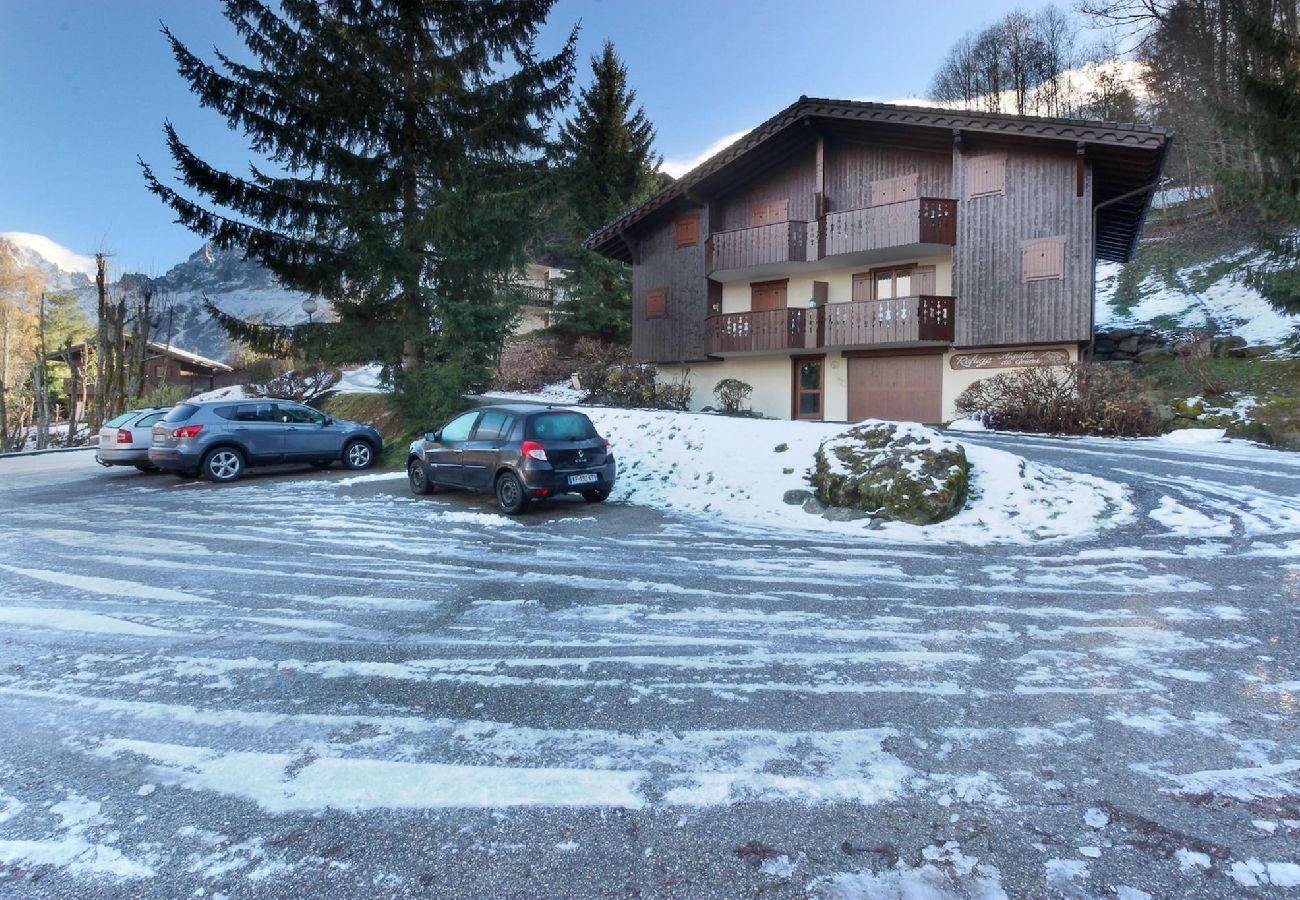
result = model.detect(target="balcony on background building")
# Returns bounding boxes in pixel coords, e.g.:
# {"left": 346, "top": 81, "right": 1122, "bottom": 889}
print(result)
{"left": 704, "top": 295, "right": 954, "bottom": 355}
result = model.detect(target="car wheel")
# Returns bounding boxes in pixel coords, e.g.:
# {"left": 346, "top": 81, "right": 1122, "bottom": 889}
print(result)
{"left": 202, "top": 447, "right": 245, "bottom": 483}
{"left": 408, "top": 459, "right": 434, "bottom": 495}
{"left": 495, "top": 471, "right": 529, "bottom": 515}
{"left": 342, "top": 439, "right": 374, "bottom": 470}
{"left": 581, "top": 488, "right": 610, "bottom": 503}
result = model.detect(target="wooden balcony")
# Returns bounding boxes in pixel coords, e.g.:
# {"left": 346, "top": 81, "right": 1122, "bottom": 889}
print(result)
{"left": 704, "top": 295, "right": 954, "bottom": 355}
{"left": 822, "top": 198, "right": 957, "bottom": 258}
{"left": 705, "top": 221, "right": 815, "bottom": 275}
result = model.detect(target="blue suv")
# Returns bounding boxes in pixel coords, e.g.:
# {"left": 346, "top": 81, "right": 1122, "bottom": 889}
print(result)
{"left": 150, "top": 398, "right": 382, "bottom": 482}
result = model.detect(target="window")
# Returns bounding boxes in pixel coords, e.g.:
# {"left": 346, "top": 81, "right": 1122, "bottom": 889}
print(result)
{"left": 162, "top": 404, "right": 199, "bottom": 424}
{"left": 869, "top": 266, "right": 915, "bottom": 300}
{"left": 1022, "top": 237, "right": 1066, "bottom": 282}
{"left": 966, "top": 153, "right": 1006, "bottom": 199}
{"left": 279, "top": 403, "right": 326, "bottom": 424}
{"left": 137, "top": 412, "right": 167, "bottom": 428}
{"left": 473, "top": 410, "right": 515, "bottom": 442}
{"left": 235, "top": 403, "right": 277, "bottom": 422}
{"left": 792, "top": 357, "right": 825, "bottom": 420}
{"left": 213, "top": 406, "right": 239, "bottom": 421}
{"left": 750, "top": 199, "right": 789, "bottom": 227}
{"left": 868, "top": 173, "right": 918, "bottom": 207}
{"left": 152, "top": 365, "right": 164, "bottom": 378}
{"left": 439, "top": 411, "right": 480, "bottom": 443}
{"left": 675, "top": 214, "right": 700, "bottom": 247}
{"left": 644, "top": 287, "right": 667, "bottom": 319}
{"left": 105, "top": 412, "right": 134, "bottom": 428}
{"left": 527, "top": 412, "right": 597, "bottom": 441}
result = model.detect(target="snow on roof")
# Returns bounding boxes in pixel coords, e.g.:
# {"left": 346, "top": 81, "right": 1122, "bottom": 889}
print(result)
{"left": 143, "top": 341, "right": 233, "bottom": 373}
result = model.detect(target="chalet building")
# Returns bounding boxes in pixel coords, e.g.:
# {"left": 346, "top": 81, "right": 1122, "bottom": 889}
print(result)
{"left": 510, "top": 260, "right": 570, "bottom": 335}
{"left": 53, "top": 338, "right": 237, "bottom": 420}
{"left": 586, "top": 98, "right": 1171, "bottom": 422}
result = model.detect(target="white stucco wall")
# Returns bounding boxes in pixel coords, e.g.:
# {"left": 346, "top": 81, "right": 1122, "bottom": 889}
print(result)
{"left": 719, "top": 255, "right": 952, "bottom": 314}
{"left": 940, "top": 344, "right": 1079, "bottom": 421}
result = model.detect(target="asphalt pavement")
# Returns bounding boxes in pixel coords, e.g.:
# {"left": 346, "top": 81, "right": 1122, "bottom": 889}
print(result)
{"left": 0, "top": 436, "right": 1297, "bottom": 898}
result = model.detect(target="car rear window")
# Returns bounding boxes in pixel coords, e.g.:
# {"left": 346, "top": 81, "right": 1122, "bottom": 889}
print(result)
{"left": 105, "top": 413, "right": 133, "bottom": 428}
{"left": 212, "top": 406, "right": 238, "bottom": 421}
{"left": 137, "top": 412, "right": 168, "bottom": 427}
{"left": 162, "top": 404, "right": 199, "bottom": 424}
{"left": 527, "top": 412, "right": 596, "bottom": 441}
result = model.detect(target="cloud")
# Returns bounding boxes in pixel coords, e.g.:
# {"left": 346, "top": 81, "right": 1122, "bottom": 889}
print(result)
{"left": 661, "top": 128, "right": 752, "bottom": 179}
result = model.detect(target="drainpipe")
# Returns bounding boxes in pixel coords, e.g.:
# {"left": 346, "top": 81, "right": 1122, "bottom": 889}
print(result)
{"left": 1089, "top": 180, "right": 1162, "bottom": 361}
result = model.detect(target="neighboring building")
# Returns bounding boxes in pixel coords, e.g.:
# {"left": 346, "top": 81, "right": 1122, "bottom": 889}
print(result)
{"left": 586, "top": 98, "right": 1171, "bottom": 422}
{"left": 509, "top": 260, "right": 570, "bottom": 336}
{"left": 52, "top": 338, "right": 237, "bottom": 420}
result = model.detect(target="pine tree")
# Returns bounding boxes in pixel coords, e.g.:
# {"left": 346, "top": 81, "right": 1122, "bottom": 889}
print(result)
{"left": 141, "top": 0, "right": 576, "bottom": 419}
{"left": 549, "top": 42, "right": 661, "bottom": 345}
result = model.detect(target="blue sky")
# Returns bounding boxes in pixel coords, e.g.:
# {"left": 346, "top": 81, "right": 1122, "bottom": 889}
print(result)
{"left": 0, "top": 0, "right": 1055, "bottom": 275}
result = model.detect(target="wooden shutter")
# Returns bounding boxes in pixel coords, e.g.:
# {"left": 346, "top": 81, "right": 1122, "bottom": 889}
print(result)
{"left": 851, "top": 272, "right": 872, "bottom": 302}
{"left": 869, "top": 173, "right": 918, "bottom": 206}
{"left": 644, "top": 287, "right": 668, "bottom": 318}
{"left": 966, "top": 153, "right": 1006, "bottom": 199}
{"left": 675, "top": 213, "right": 700, "bottom": 247}
{"left": 914, "top": 265, "right": 937, "bottom": 294}
{"left": 1021, "top": 237, "right": 1065, "bottom": 282}
{"left": 750, "top": 199, "right": 789, "bottom": 226}
{"left": 751, "top": 279, "right": 788, "bottom": 312}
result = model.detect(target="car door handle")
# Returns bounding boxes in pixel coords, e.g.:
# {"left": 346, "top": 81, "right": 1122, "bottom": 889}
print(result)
{"left": 234, "top": 426, "right": 249, "bottom": 431}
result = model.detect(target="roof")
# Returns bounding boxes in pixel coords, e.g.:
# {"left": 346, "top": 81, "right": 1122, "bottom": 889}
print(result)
{"left": 51, "top": 337, "right": 233, "bottom": 373}
{"left": 585, "top": 96, "right": 1172, "bottom": 265}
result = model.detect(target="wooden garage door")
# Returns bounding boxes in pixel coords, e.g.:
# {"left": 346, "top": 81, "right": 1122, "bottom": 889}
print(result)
{"left": 847, "top": 354, "right": 943, "bottom": 423}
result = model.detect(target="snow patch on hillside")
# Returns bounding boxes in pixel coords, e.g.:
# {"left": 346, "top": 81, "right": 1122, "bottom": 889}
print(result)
{"left": 1095, "top": 252, "right": 1300, "bottom": 346}
{"left": 0, "top": 231, "right": 97, "bottom": 278}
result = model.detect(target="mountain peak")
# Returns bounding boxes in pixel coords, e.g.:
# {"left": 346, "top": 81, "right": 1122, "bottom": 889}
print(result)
{"left": 0, "top": 231, "right": 98, "bottom": 278}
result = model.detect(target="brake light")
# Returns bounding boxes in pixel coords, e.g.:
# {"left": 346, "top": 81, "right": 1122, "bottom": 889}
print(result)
{"left": 603, "top": 438, "right": 610, "bottom": 448}
{"left": 521, "top": 440, "right": 548, "bottom": 461}
{"left": 116, "top": 428, "right": 132, "bottom": 444}
{"left": 174, "top": 425, "right": 203, "bottom": 439}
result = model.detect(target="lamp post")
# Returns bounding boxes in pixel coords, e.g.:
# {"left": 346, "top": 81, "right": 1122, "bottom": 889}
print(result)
{"left": 301, "top": 297, "right": 318, "bottom": 324}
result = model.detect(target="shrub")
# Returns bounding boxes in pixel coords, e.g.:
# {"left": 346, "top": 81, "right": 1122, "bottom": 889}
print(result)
{"left": 132, "top": 382, "right": 189, "bottom": 409}
{"left": 256, "top": 363, "right": 342, "bottom": 404}
{"left": 491, "top": 339, "right": 572, "bottom": 392}
{"left": 954, "top": 362, "right": 1160, "bottom": 437}
{"left": 571, "top": 338, "right": 691, "bottom": 410}
{"left": 713, "top": 378, "right": 753, "bottom": 414}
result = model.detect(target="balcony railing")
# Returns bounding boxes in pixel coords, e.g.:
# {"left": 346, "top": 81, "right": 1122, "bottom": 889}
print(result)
{"left": 704, "top": 295, "right": 954, "bottom": 355}
{"left": 821, "top": 198, "right": 957, "bottom": 258}
{"left": 705, "top": 220, "right": 815, "bottom": 275}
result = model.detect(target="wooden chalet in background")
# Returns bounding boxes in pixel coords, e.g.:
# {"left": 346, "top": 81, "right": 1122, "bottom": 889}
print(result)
{"left": 52, "top": 338, "right": 237, "bottom": 420}
{"left": 586, "top": 97, "right": 1171, "bottom": 422}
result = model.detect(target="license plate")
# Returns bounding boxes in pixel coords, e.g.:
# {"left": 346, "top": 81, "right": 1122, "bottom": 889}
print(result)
{"left": 568, "top": 473, "right": 598, "bottom": 486}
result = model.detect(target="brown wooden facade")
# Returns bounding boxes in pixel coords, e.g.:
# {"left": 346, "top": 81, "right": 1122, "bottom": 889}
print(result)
{"left": 591, "top": 98, "right": 1169, "bottom": 366}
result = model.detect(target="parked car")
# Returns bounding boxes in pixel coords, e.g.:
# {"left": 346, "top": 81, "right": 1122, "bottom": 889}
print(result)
{"left": 149, "top": 398, "right": 382, "bottom": 482}
{"left": 95, "top": 406, "right": 173, "bottom": 471}
{"left": 407, "top": 405, "right": 616, "bottom": 514}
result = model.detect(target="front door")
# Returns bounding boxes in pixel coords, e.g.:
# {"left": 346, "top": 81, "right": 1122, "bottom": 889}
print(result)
{"left": 278, "top": 403, "right": 341, "bottom": 458}
{"left": 792, "top": 356, "right": 825, "bottom": 420}
{"left": 460, "top": 409, "right": 516, "bottom": 490}
{"left": 426, "top": 410, "right": 480, "bottom": 486}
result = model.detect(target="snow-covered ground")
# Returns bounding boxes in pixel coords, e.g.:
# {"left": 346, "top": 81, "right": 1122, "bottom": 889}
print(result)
{"left": 1095, "top": 253, "right": 1300, "bottom": 347}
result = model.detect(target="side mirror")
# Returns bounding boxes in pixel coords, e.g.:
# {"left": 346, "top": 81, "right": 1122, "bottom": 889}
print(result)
{"left": 425, "top": 430, "right": 440, "bottom": 443}
{"left": 322, "top": 417, "right": 334, "bottom": 426}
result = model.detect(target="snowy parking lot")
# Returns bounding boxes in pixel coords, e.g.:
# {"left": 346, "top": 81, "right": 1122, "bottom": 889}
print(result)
{"left": 1, "top": 431, "right": 1299, "bottom": 897}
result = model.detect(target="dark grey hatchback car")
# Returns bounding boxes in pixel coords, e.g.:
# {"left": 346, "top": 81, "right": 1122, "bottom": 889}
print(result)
{"left": 407, "top": 405, "right": 616, "bottom": 514}
{"left": 149, "top": 398, "right": 382, "bottom": 482}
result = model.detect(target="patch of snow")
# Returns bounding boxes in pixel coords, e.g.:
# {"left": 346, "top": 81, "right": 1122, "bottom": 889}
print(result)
{"left": 1149, "top": 495, "right": 1233, "bottom": 537}
{"left": 335, "top": 471, "right": 406, "bottom": 487}
{"left": 188, "top": 384, "right": 248, "bottom": 402}
{"left": 1230, "top": 859, "right": 1300, "bottom": 887}
{"left": 481, "top": 380, "right": 585, "bottom": 405}
{"left": 0, "top": 607, "right": 176, "bottom": 637}
{"left": 336, "top": 364, "right": 385, "bottom": 394}
{"left": 1084, "top": 807, "right": 1109, "bottom": 828}
{"left": 946, "top": 417, "right": 988, "bottom": 432}
{"left": 1156, "top": 428, "right": 1226, "bottom": 445}
{"left": 0, "top": 231, "right": 97, "bottom": 277}
{"left": 760, "top": 853, "right": 797, "bottom": 878}
{"left": 811, "top": 858, "right": 1007, "bottom": 899}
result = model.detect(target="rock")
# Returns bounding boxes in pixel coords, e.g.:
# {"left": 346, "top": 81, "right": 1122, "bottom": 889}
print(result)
{"left": 823, "top": 506, "right": 871, "bottom": 522}
{"left": 867, "top": 517, "right": 885, "bottom": 530}
{"left": 1228, "top": 345, "right": 1275, "bottom": 359}
{"left": 1136, "top": 348, "right": 1175, "bottom": 363}
{"left": 1211, "top": 335, "right": 1247, "bottom": 356}
{"left": 1105, "top": 359, "right": 1135, "bottom": 370}
{"left": 810, "top": 421, "right": 969, "bottom": 526}
{"left": 783, "top": 489, "right": 813, "bottom": 506}
{"left": 1093, "top": 338, "right": 1117, "bottom": 353}
{"left": 1118, "top": 335, "right": 1140, "bottom": 354}
{"left": 1172, "top": 397, "right": 1205, "bottom": 418}
{"left": 802, "top": 496, "right": 827, "bottom": 515}
{"left": 1107, "top": 328, "right": 1135, "bottom": 340}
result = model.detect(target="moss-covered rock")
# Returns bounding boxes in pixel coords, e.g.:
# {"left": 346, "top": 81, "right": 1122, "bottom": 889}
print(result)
{"left": 810, "top": 421, "right": 970, "bottom": 525}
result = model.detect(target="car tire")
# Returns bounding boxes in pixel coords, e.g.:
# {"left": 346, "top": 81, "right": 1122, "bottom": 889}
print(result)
{"left": 202, "top": 447, "right": 245, "bottom": 483}
{"left": 342, "top": 439, "right": 375, "bottom": 470}
{"left": 581, "top": 488, "right": 610, "bottom": 503}
{"left": 134, "top": 463, "right": 158, "bottom": 473}
{"left": 408, "top": 459, "right": 435, "bottom": 495}
{"left": 495, "top": 471, "right": 529, "bottom": 515}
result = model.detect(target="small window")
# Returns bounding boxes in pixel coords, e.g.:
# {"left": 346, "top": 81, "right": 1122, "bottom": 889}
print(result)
{"left": 439, "top": 411, "right": 480, "bottom": 443}
{"left": 675, "top": 214, "right": 699, "bottom": 248}
{"left": 162, "top": 404, "right": 199, "bottom": 424}
{"left": 136, "top": 412, "right": 168, "bottom": 428}
{"left": 473, "top": 410, "right": 515, "bottom": 442}
{"left": 966, "top": 153, "right": 1006, "bottom": 199}
{"left": 645, "top": 287, "right": 667, "bottom": 319}
{"left": 213, "top": 406, "right": 239, "bottom": 421}
{"left": 235, "top": 402, "right": 277, "bottom": 422}
{"left": 1022, "top": 237, "right": 1066, "bottom": 282}
{"left": 152, "top": 365, "right": 164, "bottom": 378}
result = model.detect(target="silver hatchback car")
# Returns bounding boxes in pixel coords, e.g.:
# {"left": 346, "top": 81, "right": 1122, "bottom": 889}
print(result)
{"left": 96, "top": 407, "right": 173, "bottom": 471}
{"left": 149, "top": 398, "right": 382, "bottom": 482}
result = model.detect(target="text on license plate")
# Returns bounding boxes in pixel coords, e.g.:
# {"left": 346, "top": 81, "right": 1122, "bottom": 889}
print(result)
{"left": 568, "top": 473, "right": 599, "bottom": 486}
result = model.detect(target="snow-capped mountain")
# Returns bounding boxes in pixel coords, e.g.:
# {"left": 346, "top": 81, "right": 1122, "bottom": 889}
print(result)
{"left": 1, "top": 234, "right": 314, "bottom": 360}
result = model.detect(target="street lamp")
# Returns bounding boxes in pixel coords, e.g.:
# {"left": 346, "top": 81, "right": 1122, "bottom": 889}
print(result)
{"left": 301, "top": 296, "right": 318, "bottom": 324}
